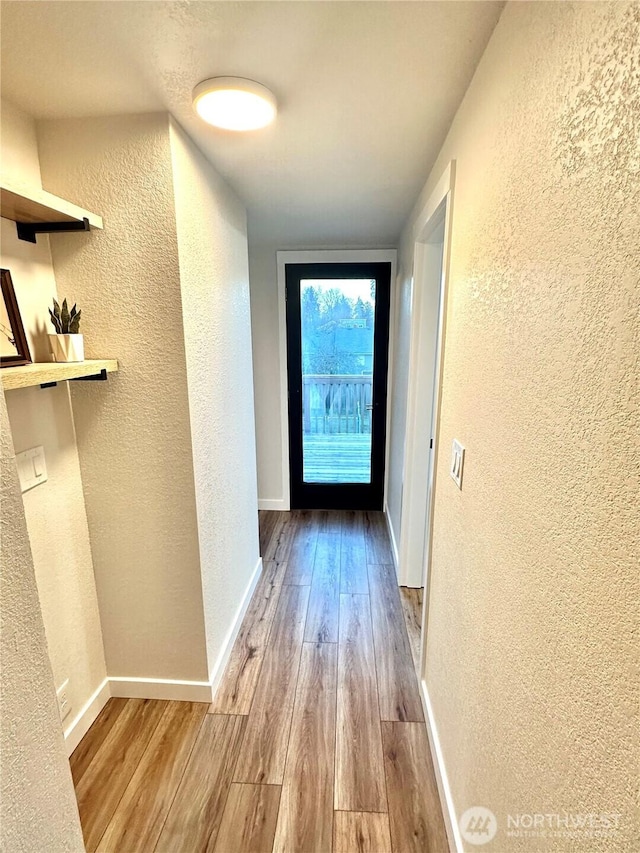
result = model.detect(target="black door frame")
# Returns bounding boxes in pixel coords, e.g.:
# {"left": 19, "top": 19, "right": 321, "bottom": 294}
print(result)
{"left": 285, "top": 261, "right": 391, "bottom": 510}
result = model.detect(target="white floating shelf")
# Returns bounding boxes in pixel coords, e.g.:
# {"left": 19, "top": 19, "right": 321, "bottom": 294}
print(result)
{"left": 1, "top": 359, "right": 118, "bottom": 391}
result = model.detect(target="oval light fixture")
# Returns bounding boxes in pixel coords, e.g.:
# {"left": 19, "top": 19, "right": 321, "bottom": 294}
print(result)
{"left": 192, "top": 77, "right": 277, "bottom": 131}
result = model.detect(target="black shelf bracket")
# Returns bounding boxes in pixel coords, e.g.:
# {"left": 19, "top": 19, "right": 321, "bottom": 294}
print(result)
{"left": 17, "top": 217, "right": 90, "bottom": 244}
{"left": 39, "top": 368, "right": 108, "bottom": 389}
{"left": 72, "top": 369, "right": 108, "bottom": 382}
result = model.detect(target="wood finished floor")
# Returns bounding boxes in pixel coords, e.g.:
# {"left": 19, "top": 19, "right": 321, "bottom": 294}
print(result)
{"left": 399, "top": 587, "right": 423, "bottom": 676}
{"left": 72, "top": 510, "right": 443, "bottom": 853}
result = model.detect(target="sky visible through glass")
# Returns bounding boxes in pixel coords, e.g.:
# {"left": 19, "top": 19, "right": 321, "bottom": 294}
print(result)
{"left": 300, "top": 279, "right": 375, "bottom": 304}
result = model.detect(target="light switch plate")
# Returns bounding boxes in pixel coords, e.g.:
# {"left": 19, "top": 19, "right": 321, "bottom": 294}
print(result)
{"left": 16, "top": 446, "right": 48, "bottom": 493}
{"left": 450, "top": 439, "right": 465, "bottom": 489}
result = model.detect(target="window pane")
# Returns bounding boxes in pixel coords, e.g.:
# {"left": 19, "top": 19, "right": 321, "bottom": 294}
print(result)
{"left": 300, "top": 279, "right": 376, "bottom": 484}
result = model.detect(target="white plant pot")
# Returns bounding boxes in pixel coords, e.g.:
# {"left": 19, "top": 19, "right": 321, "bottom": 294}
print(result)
{"left": 49, "top": 333, "right": 84, "bottom": 363}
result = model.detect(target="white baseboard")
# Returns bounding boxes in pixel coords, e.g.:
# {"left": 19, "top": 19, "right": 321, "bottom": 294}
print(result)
{"left": 108, "top": 676, "right": 213, "bottom": 703}
{"left": 258, "top": 498, "right": 289, "bottom": 511}
{"left": 64, "top": 677, "right": 110, "bottom": 756}
{"left": 66, "top": 558, "right": 263, "bottom": 748}
{"left": 383, "top": 503, "right": 400, "bottom": 573}
{"left": 209, "top": 556, "right": 263, "bottom": 699}
{"left": 421, "top": 679, "right": 463, "bottom": 853}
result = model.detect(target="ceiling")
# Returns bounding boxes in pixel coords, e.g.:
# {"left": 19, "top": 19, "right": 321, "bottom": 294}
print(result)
{"left": 1, "top": 1, "right": 504, "bottom": 246}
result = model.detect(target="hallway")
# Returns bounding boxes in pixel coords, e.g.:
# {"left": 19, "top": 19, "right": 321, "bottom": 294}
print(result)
{"left": 71, "top": 511, "right": 446, "bottom": 852}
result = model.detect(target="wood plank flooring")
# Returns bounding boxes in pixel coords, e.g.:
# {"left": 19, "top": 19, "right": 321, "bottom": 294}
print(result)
{"left": 400, "top": 587, "right": 423, "bottom": 675}
{"left": 368, "top": 564, "right": 424, "bottom": 723}
{"left": 155, "top": 714, "right": 246, "bottom": 851}
{"left": 214, "top": 784, "right": 281, "bottom": 853}
{"left": 335, "top": 592, "right": 387, "bottom": 813}
{"left": 71, "top": 510, "right": 446, "bottom": 852}
{"left": 233, "top": 583, "right": 310, "bottom": 785}
{"left": 382, "top": 722, "right": 446, "bottom": 853}
{"left": 210, "top": 560, "right": 285, "bottom": 715}
{"left": 333, "top": 811, "right": 393, "bottom": 853}
{"left": 273, "top": 641, "right": 337, "bottom": 853}
{"left": 75, "top": 698, "right": 169, "bottom": 851}
{"left": 96, "top": 702, "right": 206, "bottom": 852}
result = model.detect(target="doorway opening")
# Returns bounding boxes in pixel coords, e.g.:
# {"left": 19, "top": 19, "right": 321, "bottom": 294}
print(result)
{"left": 285, "top": 262, "right": 391, "bottom": 510}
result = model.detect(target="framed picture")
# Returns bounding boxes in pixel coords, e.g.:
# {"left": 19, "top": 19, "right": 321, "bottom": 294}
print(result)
{"left": 1, "top": 269, "right": 31, "bottom": 367}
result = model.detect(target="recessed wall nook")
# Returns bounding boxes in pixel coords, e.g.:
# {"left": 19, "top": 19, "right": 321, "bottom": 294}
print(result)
{"left": 1, "top": 101, "right": 261, "bottom": 850}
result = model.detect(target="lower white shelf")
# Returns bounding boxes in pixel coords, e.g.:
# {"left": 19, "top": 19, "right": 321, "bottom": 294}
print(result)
{"left": 1, "top": 359, "right": 118, "bottom": 391}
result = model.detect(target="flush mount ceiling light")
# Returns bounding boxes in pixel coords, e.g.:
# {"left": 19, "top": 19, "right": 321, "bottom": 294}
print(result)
{"left": 192, "top": 77, "right": 277, "bottom": 131}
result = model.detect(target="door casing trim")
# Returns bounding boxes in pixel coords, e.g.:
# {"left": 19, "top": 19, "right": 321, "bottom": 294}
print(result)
{"left": 397, "top": 162, "right": 456, "bottom": 678}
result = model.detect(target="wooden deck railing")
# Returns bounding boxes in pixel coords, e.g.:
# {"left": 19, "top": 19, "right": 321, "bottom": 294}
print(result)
{"left": 302, "top": 374, "right": 373, "bottom": 434}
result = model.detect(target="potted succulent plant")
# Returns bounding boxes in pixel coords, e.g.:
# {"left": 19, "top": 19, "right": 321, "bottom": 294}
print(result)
{"left": 48, "top": 298, "right": 84, "bottom": 362}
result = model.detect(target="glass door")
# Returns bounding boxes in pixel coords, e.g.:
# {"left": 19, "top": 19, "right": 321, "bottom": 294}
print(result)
{"left": 285, "top": 262, "right": 391, "bottom": 510}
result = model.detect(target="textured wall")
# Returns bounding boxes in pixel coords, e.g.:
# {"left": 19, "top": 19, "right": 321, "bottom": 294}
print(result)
{"left": 1, "top": 100, "right": 107, "bottom": 742}
{"left": 247, "top": 241, "right": 285, "bottom": 503}
{"left": 0, "top": 393, "right": 84, "bottom": 852}
{"left": 4, "top": 377, "right": 108, "bottom": 732}
{"left": 169, "top": 120, "right": 259, "bottom": 674}
{"left": 0, "top": 98, "right": 42, "bottom": 185}
{"left": 38, "top": 114, "right": 210, "bottom": 681}
{"left": 393, "top": 3, "right": 639, "bottom": 850}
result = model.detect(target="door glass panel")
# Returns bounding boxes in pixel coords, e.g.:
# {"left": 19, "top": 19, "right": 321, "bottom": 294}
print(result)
{"left": 300, "top": 279, "right": 376, "bottom": 484}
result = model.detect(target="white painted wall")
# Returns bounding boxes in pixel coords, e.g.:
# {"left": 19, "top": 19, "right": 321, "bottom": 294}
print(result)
{"left": 37, "top": 112, "right": 259, "bottom": 695}
{"left": 390, "top": 3, "right": 639, "bottom": 849}
{"left": 248, "top": 242, "right": 285, "bottom": 505}
{"left": 0, "top": 98, "right": 42, "bottom": 185}
{"left": 169, "top": 119, "right": 260, "bottom": 682}
{"left": 1, "top": 99, "right": 108, "bottom": 748}
{"left": 0, "top": 392, "right": 84, "bottom": 852}
{"left": 38, "top": 113, "right": 210, "bottom": 685}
